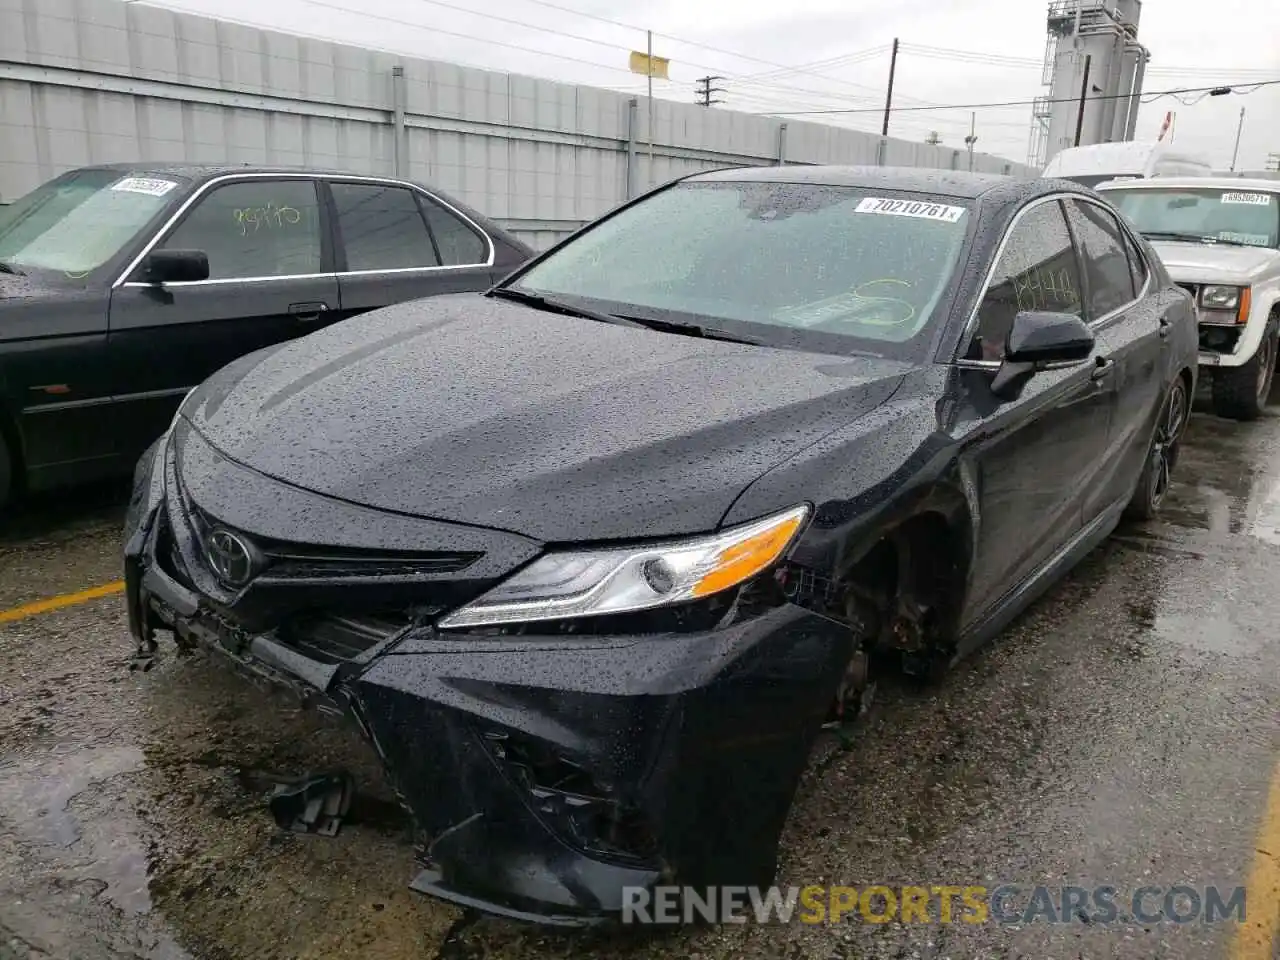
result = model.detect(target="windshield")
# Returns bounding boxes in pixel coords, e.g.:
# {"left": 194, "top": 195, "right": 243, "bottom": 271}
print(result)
{"left": 0, "top": 169, "right": 185, "bottom": 275}
{"left": 508, "top": 181, "right": 972, "bottom": 359}
{"left": 1103, "top": 187, "right": 1280, "bottom": 248}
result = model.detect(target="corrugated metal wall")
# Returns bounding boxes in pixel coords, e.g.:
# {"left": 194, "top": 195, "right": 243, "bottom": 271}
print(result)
{"left": 0, "top": 0, "right": 1038, "bottom": 249}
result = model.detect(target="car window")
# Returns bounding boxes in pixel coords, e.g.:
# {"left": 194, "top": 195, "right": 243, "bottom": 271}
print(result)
{"left": 510, "top": 181, "right": 973, "bottom": 362}
{"left": 1119, "top": 224, "right": 1148, "bottom": 295}
{"left": 965, "top": 200, "right": 1083, "bottom": 362}
{"left": 1063, "top": 199, "right": 1137, "bottom": 319}
{"left": 330, "top": 182, "right": 441, "bottom": 271}
{"left": 156, "top": 179, "right": 322, "bottom": 280}
{"left": 0, "top": 169, "right": 184, "bottom": 276}
{"left": 420, "top": 197, "right": 489, "bottom": 266}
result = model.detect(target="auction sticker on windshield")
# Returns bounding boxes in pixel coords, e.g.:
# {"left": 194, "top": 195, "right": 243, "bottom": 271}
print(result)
{"left": 111, "top": 177, "right": 179, "bottom": 197}
{"left": 856, "top": 197, "right": 966, "bottom": 223}
{"left": 1221, "top": 192, "right": 1274, "bottom": 206}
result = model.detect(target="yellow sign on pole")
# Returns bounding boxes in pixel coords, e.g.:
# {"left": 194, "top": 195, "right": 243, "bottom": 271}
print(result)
{"left": 629, "top": 50, "right": 669, "bottom": 80}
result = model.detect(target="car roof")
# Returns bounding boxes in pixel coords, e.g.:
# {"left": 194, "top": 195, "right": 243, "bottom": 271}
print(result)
{"left": 82, "top": 162, "right": 417, "bottom": 183}
{"left": 684, "top": 164, "right": 1030, "bottom": 200}
{"left": 1096, "top": 176, "right": 1280, "bottom": 192}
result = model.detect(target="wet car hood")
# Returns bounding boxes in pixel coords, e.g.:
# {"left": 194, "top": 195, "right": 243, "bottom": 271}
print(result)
{"left": 184, "top": 294, "right": 910, "bottom": 543}
{"left": 0, "top": 271, "right": 59, "bottom": 302}
{"left": 1149, "top": 240, "right": 1279, "bottom": 285}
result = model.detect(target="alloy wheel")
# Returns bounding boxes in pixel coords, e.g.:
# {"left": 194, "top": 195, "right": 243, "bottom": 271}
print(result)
{"left": 1149, "top": 381, "right": 1187, "bottom": 511}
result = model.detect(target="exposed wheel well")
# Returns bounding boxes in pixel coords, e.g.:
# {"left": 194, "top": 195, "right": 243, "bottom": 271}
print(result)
{"left": 839, "top": 510, "right": 968, "bottom": 678}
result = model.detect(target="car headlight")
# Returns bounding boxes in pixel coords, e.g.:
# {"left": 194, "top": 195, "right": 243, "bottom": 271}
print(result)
{"left": 437, "top": 504, "right": 811, "bottom": 630}
{"left": 1200, "top": 285, "right": 1242, "bottom": 310}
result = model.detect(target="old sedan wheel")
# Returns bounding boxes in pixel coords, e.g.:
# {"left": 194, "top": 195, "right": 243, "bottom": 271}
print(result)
{"left": 1126, "top": 378, "right": 1188, "bottom": 521}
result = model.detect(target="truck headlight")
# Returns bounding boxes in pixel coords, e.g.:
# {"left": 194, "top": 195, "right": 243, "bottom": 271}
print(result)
{"left": 437, "top": 504, "right": 810, "bottom": 629}
{"left": 1200, "top": 285, "right": 1241, "bottom": 310}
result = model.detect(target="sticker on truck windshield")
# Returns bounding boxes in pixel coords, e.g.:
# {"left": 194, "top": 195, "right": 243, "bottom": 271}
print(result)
{"left": 1219, "top": 231, "right": 1271, "bottom": 246}
{"left": 855, "top": 197, "right": 966, "bottom": 222}
{"left": 1221, "top": 192, "right": 1274, "bottom": 206}
{"left": 111, "top": 177, "right": 179, "bottom": 197}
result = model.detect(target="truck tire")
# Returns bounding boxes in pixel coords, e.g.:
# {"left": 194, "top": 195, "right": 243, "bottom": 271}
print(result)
{"left": 1211, "top": 320, "right": 1277, "bottom": 421}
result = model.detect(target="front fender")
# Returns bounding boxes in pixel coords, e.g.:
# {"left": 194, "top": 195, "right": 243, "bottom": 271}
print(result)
{"left": 1216, "top": 289, "right": 1280, "bottom": 367}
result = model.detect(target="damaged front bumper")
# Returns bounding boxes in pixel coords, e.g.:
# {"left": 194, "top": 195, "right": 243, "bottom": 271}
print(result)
{"left": 123, "top": 427, "right": 855, "bottom": 926}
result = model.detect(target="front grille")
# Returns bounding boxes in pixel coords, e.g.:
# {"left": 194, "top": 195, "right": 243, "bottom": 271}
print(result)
{"left": 184, "top": 504, "right": 481, "bottom": 580}
{"left": 261, "top": 543, "right": 480, "bottom": 578}
{"left": 1178, "top": 282, "right": 1200, "bottom": 300}
{"left": 278, "top": 611, "right": 411, "bottom": 663}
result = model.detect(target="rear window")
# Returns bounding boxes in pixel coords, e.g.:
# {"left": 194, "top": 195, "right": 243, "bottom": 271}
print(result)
{"left": 1103, "top": 187, "right": 1280, "bottom": 248}
{"left": 510, "top": 181, "right": 973, "bottom": 361}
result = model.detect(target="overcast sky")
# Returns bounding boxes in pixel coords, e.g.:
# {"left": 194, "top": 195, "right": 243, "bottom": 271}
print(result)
{"left": 146, "top": 0, "right": 1279, "bottom": 169}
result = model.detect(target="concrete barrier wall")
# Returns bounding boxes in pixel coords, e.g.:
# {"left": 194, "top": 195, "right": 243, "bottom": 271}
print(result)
{"left": 0, "top": 0, "right": 1038, "bottom": 248}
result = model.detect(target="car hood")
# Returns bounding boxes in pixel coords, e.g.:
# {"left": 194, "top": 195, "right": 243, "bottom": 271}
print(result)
{"left": 1149, "top": 240, "right": 1279, "bottom": 284}
{"left": 184, "top": 294, "right": 911, "bottom": 543}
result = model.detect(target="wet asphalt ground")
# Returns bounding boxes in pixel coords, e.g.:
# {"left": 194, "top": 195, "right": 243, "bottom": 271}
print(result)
{"left": 2, "top": 392, "right": 1278, "bottom": 960}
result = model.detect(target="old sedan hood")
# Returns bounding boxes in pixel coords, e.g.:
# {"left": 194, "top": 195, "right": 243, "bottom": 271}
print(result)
{"left": 1149, "top": 240, "right": 1279, "bottom": 285}
{"left": 184, "top": 294, "right": 909, "bottom": 542}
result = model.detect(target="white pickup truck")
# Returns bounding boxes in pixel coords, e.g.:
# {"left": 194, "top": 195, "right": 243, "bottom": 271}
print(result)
{"left": 1098, "top": 177, "right": 1280, "bottom": 420}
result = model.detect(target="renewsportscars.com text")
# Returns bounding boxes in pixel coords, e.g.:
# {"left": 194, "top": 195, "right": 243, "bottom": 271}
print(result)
{"left": 621, "top": 884, "right": 1247, "bottom": 926}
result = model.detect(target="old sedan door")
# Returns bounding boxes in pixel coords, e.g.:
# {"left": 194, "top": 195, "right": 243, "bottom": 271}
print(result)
{"left": 953, "top": 197, "right": 1114, "bottom": 624}
{"left": 324, "top": 179, "right": 497, "bottom": 324}
{"left": 107, "top": 176, "right": 339, "bottom": 463}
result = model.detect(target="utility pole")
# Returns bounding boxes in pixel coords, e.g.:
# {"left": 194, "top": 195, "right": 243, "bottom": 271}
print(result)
{"left": 1230, "top": 107, "right": 1246, "bottom": 172}
{"left": 695, "top": 75, "right": 725, "bottom": 107}
{"left": 964, "top": 112, "right": 978, "bottom": 171}
{"left": 881, "top": 37, "right": 899, "bottom": 137}
{"left": 646, "top": 29, "right": 654, "bottom": 183}
{"left": 1073, "top": 54, "right": 1092, "bottom": 147}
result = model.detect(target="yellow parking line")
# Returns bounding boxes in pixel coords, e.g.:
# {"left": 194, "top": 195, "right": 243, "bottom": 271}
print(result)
{"left": 0, "top": 581, "right": 125, "bottom": 624}
{"left": 1232, "top": 760, "right": 1280, "bottom": 960}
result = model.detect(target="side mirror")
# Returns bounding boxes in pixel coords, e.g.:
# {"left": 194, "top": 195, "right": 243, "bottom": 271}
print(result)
{"left": 139, "top": 249, "right": 209, "bottom": 285}
{"left": 991, "top": 310, "right": 1094, "bottom": 399}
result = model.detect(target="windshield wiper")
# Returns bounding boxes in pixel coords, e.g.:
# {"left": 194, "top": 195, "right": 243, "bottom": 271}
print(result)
{"left": 0, "top": 260, "right": 25, "bottom": 276}
{"left": 1141, "top": 230, "right": 1220, "bottom": 245}
{"left": 615, "top": 314, "right": 763, "bottom": 346}
{"left": 487, "top": 287, "right": 643, "bottom": 328}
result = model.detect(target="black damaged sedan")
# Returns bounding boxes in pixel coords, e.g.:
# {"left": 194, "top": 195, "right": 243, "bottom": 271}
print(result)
{"left": 124, "top": 166, "right": 1197, "bottom": 924}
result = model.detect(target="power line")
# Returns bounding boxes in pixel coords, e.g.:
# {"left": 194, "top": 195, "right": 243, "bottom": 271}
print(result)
{"left": 503, "top": 0, "right": 894, "bottom": 87}
{"left": 770, "top": 80, "right": 1280, "bottom": 116}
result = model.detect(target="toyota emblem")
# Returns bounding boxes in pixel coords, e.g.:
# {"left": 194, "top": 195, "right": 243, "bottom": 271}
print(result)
{"left": 205, "top": 528, "right": 256, "bottom": 587}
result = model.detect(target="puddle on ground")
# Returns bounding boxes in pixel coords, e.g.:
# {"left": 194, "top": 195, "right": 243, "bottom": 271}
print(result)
{"left": 0, "top": 744, "right": 153, "bottom": 915}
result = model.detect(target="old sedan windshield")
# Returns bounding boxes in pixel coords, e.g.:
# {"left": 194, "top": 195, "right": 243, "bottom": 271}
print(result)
{"left": 1104, "top": 187, "right": 1280, "bottom": 248}
{"left": 0, "top": 168, "right": 184, "bottom": 275}
{"left": 510, "top": 181, "right": 972, "bottom": 359}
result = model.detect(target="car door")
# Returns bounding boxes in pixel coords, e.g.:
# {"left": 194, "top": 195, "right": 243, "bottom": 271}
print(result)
{"left": 325, "top": 179, "right": 496, "bottom": 323}
{"left": 1062, "top": 197, "right": 1165, "bottom": 519}
{"left": 953, "top": 198, "right": 1114, "bottom": 622}
{"left": 107, "top": 176, "right": 338, "bottom": 462}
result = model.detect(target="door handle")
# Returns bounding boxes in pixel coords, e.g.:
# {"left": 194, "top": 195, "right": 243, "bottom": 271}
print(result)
{"left": 1091, "top": 357, "right": 1116, "bottom": 381}
{"left": 289, "top": 302, "right": 330, "bottom": 322}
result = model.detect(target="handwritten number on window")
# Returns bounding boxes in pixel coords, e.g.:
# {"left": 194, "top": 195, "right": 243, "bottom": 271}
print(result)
{"left": 233, "top": 203, "right": 303, "bottom": 236}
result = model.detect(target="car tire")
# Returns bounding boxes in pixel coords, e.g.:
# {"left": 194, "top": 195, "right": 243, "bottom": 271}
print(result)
{"left": 1125, "top": 376, "right": 1189, "bottom": 522}
{"left": 1211, "top": 319, "right": 1278, "bottom": 421}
